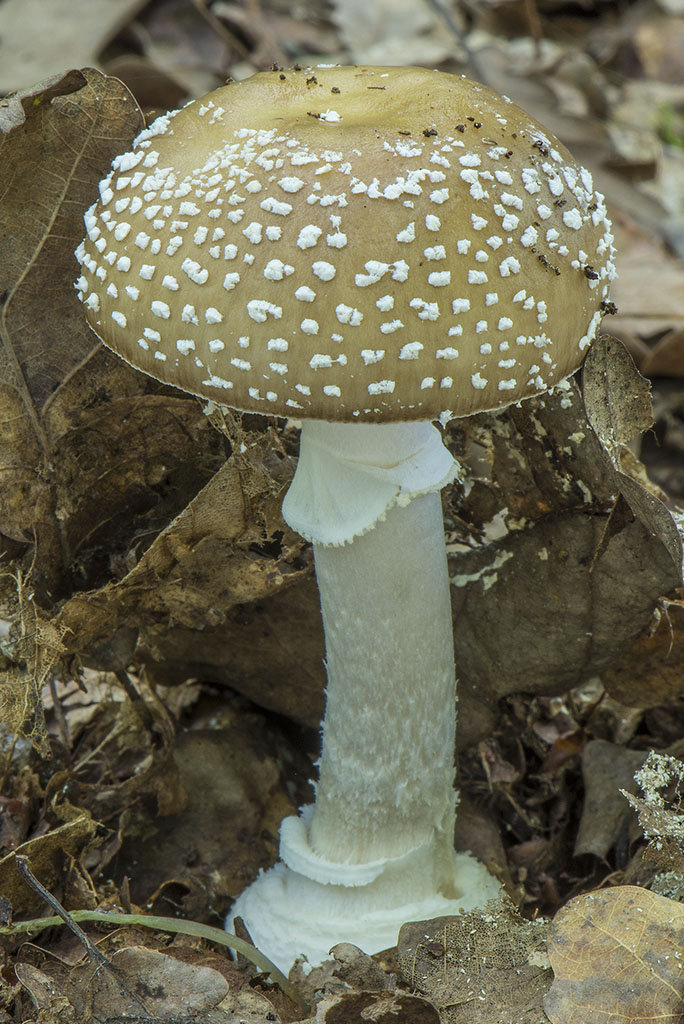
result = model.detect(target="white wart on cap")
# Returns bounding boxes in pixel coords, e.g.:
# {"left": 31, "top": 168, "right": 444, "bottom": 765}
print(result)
{"left": 75, "top": 65, "right": 616, "bottom": 422}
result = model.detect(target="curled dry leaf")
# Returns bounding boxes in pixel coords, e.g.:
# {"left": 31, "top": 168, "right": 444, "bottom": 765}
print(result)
{"left": 326, "top": 941, "right": 394, "bottom": 993}
{"left": 397, "top": 895, "right": 552, "bottom": 1024}
{"left": 449, "top": 338, "right": 682, "bottom": 746}
{"left": 580, "top": 337, "right": 682, "bottom": 577}
{"left": 584, "top": 339, "right": 684, "bottom": 707}
{"left": 545, "top": 886, "right": 684, "bottom": 1024}
{"left": 55, "top": 444, "right": 299, "bottom": 649}
{"left": 52, "top": 426, "right": 319, "bottom": 723}
{"left": 141, "top": 572, "right": 326, "bottom": 727}
{"left": 575, "top": 739, "right": 648, "bottom": 860}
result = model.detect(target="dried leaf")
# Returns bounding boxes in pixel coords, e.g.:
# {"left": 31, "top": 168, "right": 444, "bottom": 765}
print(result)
{"left": 582, "top": 336, "right": 654, "bottom": 456}
{"left": 450, "top": 340, "right": 683, "bottom": 747}
{"left": 575, "top": 740, "right": 648, "bottom": 859}
{"left": 67, "top": 946, "right": 230, "bottom": 1018}
{"left": 142, "top": 574, "right": 326, "bottom": 728}
{"left": 17, "top": 943, "right": 282, "bottom": 1023}
{"left": 545, "top": 886, "right": 684, "bottom": 1024}
{"left": 0, "top": 602, "right": 69, "bottom": 752}
{"left": 0, "top": 68, "right": 143, "bottom": 601}
{"left": 52, "top": 431, "right": 320, "bottom": 722}
{"left": 602, "top": 598, "right": 684, "bottom": 708}
{"left": 0, "top": 815, "right": 100, "bottom": 917}
{"left": 397, "top": 896, "right": 552, "bottom": 1024}
{"left": 452, "top": 508, "right": 679, "bottom": 743}
{"left": 326, "top": 942, "right": 392, "bottom": 992}
{"left": 13, "top": 964, "right": 62, "bottom": 1014}
{"left": 583, "top": 337, "right": 682, "bottom": 570}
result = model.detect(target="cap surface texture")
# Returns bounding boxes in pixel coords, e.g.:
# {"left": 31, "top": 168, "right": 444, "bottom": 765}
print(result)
{"left": 75, "top": 65, "right": 616, "bottom": 422}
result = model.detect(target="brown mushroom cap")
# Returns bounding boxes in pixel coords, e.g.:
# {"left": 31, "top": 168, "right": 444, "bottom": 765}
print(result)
{"left": 75, "top": 65, "right": 616, "bottom": 422}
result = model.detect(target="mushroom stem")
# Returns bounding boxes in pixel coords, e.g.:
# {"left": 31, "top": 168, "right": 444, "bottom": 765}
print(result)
{"left": 281, "top": 418, "right": 462, "bottom": 867}
{"left": 227, "top": 419, "right": 499, "bottom": 970}
{"left": 309, "top": 490, "right": 457, "bottom": 864}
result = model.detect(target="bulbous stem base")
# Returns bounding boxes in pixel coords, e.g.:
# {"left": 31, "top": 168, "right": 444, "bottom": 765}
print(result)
{"left": 228, "top": 815, "right": 500, "bottom": 973}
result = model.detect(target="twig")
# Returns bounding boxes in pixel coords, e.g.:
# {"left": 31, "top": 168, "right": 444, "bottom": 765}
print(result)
{"left": 192, "top": 0, "right": 251, "bottom": 60}
{"left": 114, "top": 669, "right": 155, "bottom": 731}
{"left": 522, "top": 0, "right": 544, "bottom": 58}
{"left": 72, "top": 718, "right": 126, "bottom": 773}
{"left": 15, "top": 856, "right": 110, "bottom": 969}
{"left": 424, "top": 0, "right": 488, "bottom": 84}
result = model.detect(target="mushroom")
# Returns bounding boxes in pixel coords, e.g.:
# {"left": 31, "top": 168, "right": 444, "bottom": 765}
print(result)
{"left": 74, "top": 65, "right": 616, "bottom": 971}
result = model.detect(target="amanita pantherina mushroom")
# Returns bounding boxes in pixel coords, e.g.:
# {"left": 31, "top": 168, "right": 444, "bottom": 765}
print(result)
{"left": 74, "top": 65, "right": 616, "bottom": 970}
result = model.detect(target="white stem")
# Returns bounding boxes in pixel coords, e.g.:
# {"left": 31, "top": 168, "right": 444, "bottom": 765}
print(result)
{"left": 228, "top": 419, "right": 500, "bottom": 970}
{"left": 281, "top": 418, "right": 460, "bottom": 866}
{"left": 310, "top": 492, "right": 457, "bottom": 863}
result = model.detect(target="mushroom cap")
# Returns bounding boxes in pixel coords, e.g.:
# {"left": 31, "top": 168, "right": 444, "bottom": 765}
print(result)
{"left": 75, "top": 65, "right": 616, "bottom": 423}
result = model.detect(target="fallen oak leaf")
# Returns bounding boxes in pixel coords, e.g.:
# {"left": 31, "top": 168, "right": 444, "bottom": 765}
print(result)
{"left": 545, "top": 886, "right": 684, "bottom": 1024}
